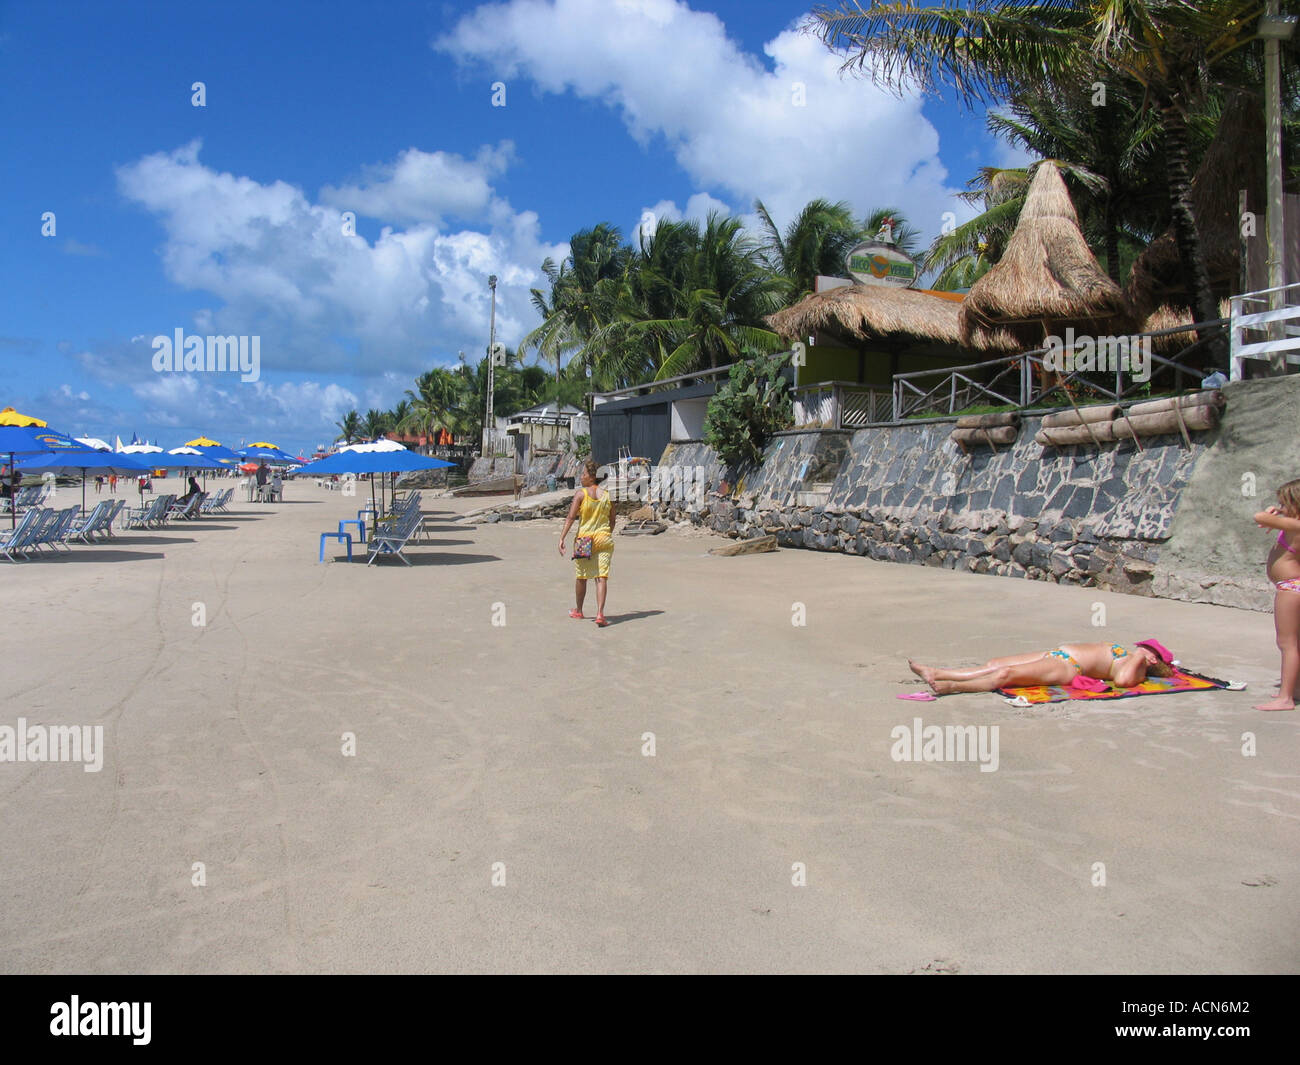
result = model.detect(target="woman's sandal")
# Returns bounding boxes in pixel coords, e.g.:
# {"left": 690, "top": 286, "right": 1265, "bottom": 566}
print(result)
{"left": 594, "top": 615, "right": 609, "bottom": 627}
{"left": 568, "top": 609, "right": 584, "bottom": 619}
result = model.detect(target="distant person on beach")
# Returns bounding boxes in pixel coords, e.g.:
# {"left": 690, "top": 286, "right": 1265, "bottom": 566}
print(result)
{"left": 94, "top": 475, "right": 104, "bottom": 494}
{"left": 908, "top": 640, "right": 1175, "bottom": 694}
{"left": 109, "top": 474, "right": 117, "bottom": 494}
{"left": 1253, "top": 479, "right": 1300, "bottom": 711}
{"left": 559, "top": 459, "right": 616, "bottom": 626}
{"left": 1, "top": 466, "right": 18, "bottom": 502}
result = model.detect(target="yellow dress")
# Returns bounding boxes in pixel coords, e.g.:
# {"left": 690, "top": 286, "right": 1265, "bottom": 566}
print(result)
{"left": 574, "top": 487, "right": 613, "bottom": 579}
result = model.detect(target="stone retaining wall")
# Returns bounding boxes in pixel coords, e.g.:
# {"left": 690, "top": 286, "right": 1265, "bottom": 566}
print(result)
{"left": 652, "top": 378, "right": 1299, "bottom": 612}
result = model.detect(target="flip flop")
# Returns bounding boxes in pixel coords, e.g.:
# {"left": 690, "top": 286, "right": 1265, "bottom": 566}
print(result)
{"left": 896, "top": 691, "right": 937, "bottom": 701}
{"left": 568, "top": 610, "right": 584, "bottom": 619}
{"left": 594, "top": 615, "right": 609, "bottom": 627}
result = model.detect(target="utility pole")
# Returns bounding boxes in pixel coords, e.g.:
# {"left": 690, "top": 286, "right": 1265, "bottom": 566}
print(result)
{"left": 484, "top": 275, "right": 498, "bottom": 453}
{"left": 1261, "top": 2, "right": 1296, "bottom": 364}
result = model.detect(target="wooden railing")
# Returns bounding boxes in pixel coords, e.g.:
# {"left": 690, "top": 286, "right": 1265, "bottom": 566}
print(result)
{"left": 890, "top": 320, "right": 1230, "bottom": 420}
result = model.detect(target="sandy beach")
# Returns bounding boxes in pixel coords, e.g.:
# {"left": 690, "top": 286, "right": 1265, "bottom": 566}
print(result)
{"left": 0, "top": 482, "right": 1296, "bottom": 974}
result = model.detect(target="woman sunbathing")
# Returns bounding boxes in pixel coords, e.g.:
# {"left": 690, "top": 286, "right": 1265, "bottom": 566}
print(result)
{"left": 909, "top": 639, "right": 1175, "bottom": 695}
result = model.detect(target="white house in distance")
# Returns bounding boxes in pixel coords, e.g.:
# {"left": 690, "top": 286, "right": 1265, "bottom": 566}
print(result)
{"left": 504, "top": 401, "right": 589, "bottom": 457}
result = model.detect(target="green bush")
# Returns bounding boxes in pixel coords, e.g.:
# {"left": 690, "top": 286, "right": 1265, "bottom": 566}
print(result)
{"left": 703, "top": 352, "right": 794, "bottom": 469}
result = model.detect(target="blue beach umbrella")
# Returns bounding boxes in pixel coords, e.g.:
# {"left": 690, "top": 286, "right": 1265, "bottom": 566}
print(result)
{"left": 18, "top": 449, "right": 153, "bottom": 511}
{"left": 239, "top": 445, "right": 302, "bottom": 465}
{"left": 295, "top": 450, "right": 454, "bottom": 524}
{"left": 0, "top": 425, "right": 98, "bottom": 527}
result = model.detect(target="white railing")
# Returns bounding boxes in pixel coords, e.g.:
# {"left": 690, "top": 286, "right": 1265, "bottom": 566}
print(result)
{"left": 792, "top": 382, "right": 891, "bottom": 428}
{"left": 1230, "top": 283, "right": 1300, "bottom": 380}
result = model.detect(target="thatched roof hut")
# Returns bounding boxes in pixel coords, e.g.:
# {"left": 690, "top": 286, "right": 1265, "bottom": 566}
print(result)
{"left": 1126, "top": 90, "right": 1265, "bottom": 318}
{"left": 960, "top": 162, "right": 1133, "bottom": 348}
{"left": 1139, "top": 300, "right": 1233, "bottom": 355}
{"left": 768, "top": 283, "right": 1015, "bottom": 353}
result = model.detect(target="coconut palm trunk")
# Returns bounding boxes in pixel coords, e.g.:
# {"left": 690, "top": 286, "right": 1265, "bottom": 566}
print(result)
{"left": 1160, "top": 102, "right": 1225, "bottom": 362}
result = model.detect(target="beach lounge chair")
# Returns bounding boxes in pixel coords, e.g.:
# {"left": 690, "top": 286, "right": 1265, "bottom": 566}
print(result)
{"left": 67, "top": 501, "right": 113, "bottom": 544}
{"left": 103, "top": 499, "right": 128, "bottom": 537}
{"left": 366, "top": 507, "right": 423, "bottom": 566}
{"left": 125, "top": 496, "right": 166, "bottom": 529}
{"left": 167, "top": 494, "right": 206, "bottom": 521}
{"left": 28, "top": 506, "right": 79, "bottom": 554}
{"left": 0, "top": 509, "right": 44, "bottom": 562}
{"left": 13, "top": 509, "right": 54, "bottom": 557}
{"left": 200, "top": 488, "right": 231, "bottom": 514}
{"left": 151, "top": 494, "right": 178, "bottom": 526}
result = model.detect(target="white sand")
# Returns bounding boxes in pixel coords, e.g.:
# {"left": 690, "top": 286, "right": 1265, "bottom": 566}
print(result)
{"left": 0, "top": 482, "right": 1295, "bottom": 973}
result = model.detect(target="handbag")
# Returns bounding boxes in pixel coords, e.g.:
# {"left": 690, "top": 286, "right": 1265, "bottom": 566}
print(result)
{"left": 572, "top": 535, "right": 593, "bottom": 559}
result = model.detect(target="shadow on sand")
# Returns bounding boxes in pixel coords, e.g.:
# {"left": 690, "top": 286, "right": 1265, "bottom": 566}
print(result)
{"left": 21, "top": 550, "right": 168, "bottom": 563}
{"left": 594, "top": 609, "right": 664, "bottom": 627}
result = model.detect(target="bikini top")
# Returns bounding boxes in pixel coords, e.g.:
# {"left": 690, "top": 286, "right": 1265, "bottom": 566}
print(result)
{"left": 1279, "top": 530, "right": 1298, "bottom": 554}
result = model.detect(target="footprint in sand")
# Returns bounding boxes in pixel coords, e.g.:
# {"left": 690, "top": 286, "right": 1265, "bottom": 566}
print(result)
{"left": 910, "top": 957, "right": 960, "bottom": 974}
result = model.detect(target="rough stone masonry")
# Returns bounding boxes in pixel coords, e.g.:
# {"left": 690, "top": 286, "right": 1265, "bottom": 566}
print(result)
{"left": 650, "top": 377, "right": 1300, "bottom": 613}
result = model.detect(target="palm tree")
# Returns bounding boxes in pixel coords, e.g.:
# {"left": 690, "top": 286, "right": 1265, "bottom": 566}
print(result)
{"left": 334, "top": 410, "right": 361, "bottom": 445}
{"left": 402, "top": 368, "right": 460, "bottom": 445}
{"left": 806, "top": 0, "right": 1294, "bottom": 356}
{"left": 518, "top": 224, "right": 632, "bottom": 385}
{"left": 361, "top": 408, "right": 390, "bottom": 441}
{"left": 754, "top": 197, "right": 867, "bottom": 301}
{"left": 605, "top": 213, "right": 785, "bottom": 380}
{"left": 982, "top": 82, "right": 1169, "bottom": 284}
{"left": 389, "top": 398, "right": 412, "bottom": 437}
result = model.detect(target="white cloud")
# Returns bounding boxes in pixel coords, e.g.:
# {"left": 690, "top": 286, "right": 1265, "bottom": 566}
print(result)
{"left": 437, "top": 0, "right": 965, "bottom": 244}
{"left": 116, "top": 140, "right": 567, "bottom": 380}
{"left": 129, "top": 373, "right": 360, "bottom": 443}
{"left": 634, "top": 192, "right": 730, "bottom": 243}
{"left": 320, "top": 144, "right": 515, "bottom": 227}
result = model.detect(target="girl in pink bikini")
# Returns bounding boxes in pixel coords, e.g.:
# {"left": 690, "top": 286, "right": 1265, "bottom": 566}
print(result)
{"left": 1253, "top": 479, "right": 1300, "bottom": 710}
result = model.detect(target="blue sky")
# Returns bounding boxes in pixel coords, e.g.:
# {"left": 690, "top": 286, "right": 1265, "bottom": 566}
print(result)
{"left": 1, "top": 0, "right": 1026, "bottom": 456}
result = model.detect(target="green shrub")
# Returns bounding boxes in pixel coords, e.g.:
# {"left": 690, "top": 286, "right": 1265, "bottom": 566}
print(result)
{"left": 703, "top": 352, "right": 794, "bottom": 469}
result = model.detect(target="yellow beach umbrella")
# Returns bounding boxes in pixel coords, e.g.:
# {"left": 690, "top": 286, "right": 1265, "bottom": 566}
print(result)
{"left": 0, "top": 406, "right": 47, "bottom": 427}
{"left": 248, "top": 441, "right": 280, "bottom": 450}
{"left": 184, "top": 435, "right": 224, "bottom": 447}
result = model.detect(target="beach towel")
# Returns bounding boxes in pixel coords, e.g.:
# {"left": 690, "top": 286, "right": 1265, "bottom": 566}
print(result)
{"left": 998, "top": 666, "right": 1233, "bottom": 706}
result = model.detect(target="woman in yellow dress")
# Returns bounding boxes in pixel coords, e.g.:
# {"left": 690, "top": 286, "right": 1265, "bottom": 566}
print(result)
{"left": 558, "top": 460, "right": 616, "bottom": 625}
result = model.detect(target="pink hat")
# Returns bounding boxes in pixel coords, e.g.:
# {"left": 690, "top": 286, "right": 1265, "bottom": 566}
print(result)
{"left": 1135, "top": 639, "right": 1173, "bottom": 664}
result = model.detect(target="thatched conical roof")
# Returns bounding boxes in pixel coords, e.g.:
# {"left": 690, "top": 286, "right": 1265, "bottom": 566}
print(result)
{"left": 768, "top": 283, "right": 1015, "bottom": 353}
{"left": 1126, "top": 90, "right": 1266, "bottom": 318}
{"left": 960, "top": 162, "right": 1133, "bottom": 348}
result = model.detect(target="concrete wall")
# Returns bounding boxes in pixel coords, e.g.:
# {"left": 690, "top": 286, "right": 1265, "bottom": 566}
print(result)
{"left": 670, "top": 397, "right": 709, "bottom": 441}
{"left": 652, "top": 377, "right": 1300, "bottom": 612}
